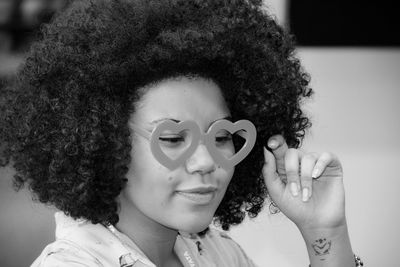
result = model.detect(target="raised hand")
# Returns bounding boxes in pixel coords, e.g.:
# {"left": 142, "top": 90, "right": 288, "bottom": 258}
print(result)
{"left": 262, "top": 135, "right": 346, "bottom": 231}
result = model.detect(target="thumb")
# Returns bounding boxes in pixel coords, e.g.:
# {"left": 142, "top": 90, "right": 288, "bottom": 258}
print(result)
{"left": 262, "top": 147, "right": 284, "bottom": 199}
{"left": 267, "top": 134, "right": 288, "bottom": 176}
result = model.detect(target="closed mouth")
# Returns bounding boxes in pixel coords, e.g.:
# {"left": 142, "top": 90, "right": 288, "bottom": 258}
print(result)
{"left": 176, "top": 187, "right": 217, "bottom": 204}
{"left": 178, "top": 186, "right": 217, "bottom": 194}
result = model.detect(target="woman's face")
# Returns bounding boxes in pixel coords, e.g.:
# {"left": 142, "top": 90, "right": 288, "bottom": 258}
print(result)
{"left": 122, "top": 76, "right": 234, "bottom": 233}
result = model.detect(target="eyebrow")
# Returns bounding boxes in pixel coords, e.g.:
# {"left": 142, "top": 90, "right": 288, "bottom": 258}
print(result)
{"left": 150, "top": 116, "right": 232, "bottom": 128}
{"left": 149, "top": 118, "right": 180, "bottom": 125}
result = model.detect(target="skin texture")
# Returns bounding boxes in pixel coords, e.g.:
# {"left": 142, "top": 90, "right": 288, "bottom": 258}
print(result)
{"left": 117, "top": 76, "right": 234, "bottom": 266}
{"left": 114, "top": 76, "right": 355, "bottom": 266}
{"left": 121, "top": 77, "right": 234, "bottom": 233}
{"left": 263, "top": 138, "right": 354, "bottom": 266}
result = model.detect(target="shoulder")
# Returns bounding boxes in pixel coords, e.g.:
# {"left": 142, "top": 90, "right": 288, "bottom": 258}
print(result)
{"left": 31, "top": 239, "right": 102, "bottom": 267}
{"left": 33, "top": 212, "right": 153, "bottom": 267}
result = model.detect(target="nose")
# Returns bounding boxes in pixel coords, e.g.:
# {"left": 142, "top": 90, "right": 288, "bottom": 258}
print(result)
{"left": 185, "top": 143, "right": 216, "bottom": 174}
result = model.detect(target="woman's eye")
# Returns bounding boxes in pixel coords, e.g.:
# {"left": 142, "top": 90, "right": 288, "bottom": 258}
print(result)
{"left": 215, "top": 134, "right": 232, "bottom": 144}
{"left": 159, "top": 136, "right": 185, "bottom": 147}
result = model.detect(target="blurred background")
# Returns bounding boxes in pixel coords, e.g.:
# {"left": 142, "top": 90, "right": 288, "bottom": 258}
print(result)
{"left": 0, "top": 0, "right": 67, "bottom": 80}
{"left": 1, "top": 0, "right": 399, "bottom": 266}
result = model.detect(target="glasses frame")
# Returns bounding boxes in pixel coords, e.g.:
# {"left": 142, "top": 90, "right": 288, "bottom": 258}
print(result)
{"left": 131, "top": 119, "right": 257, "bottom": 170}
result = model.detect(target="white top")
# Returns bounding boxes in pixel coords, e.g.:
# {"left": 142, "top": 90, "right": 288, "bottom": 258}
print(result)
{"left": 31, "top": 212, "right": 258, "bottom": 267}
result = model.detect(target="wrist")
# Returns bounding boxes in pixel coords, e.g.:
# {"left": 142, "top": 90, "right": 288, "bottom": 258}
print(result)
{"left": 300, "top": 224, "right": 355, "bottom": 267}
{"left": 299, "top": 223, "right": 349, "bottom": 244}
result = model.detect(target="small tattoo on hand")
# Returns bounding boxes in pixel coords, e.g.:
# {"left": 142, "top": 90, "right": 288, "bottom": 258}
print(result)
{"left": 312, "top": 238, "right": 332, "bottom": 256}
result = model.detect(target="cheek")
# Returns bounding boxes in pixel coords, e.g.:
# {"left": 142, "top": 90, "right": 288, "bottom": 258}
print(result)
{"left": 218, "top": 166, "right": 235, "bottom": 189}
{"left": 130, "top": 139, "right": 167, "bottom": 178}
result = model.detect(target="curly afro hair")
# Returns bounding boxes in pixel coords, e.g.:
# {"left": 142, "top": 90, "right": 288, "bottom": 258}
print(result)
{"left": 0, "top": 0, "right": 312, "bottom": 230}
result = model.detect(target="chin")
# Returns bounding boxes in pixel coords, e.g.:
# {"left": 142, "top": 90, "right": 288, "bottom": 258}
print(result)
{"left": 174, "top": 213, "right": 214, "bottom": 234}
{"left": 180, "top": 224, "right": 210, "bottom": 234}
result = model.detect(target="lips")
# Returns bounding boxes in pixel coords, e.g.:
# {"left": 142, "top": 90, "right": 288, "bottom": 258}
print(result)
{"left": 176, "top": 186, "right": 217, "bottom": 205}
{"left": 178, "top": 186, "right": 217, "bottom": 194}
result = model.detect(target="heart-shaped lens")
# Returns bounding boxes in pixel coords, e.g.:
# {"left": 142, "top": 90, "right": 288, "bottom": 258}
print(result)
{"left": 149, "top": 119, "right": 257, "bottom": 170}
{"left": 150, "top": 120, "right": 200, "bottom": 170}
{"left": 206, "top": 120, "right": 257, "bottom": 169}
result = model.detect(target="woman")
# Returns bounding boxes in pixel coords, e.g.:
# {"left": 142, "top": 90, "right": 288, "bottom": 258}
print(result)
{"left": 0, "top": 0, "right": 362, "bottom": 266}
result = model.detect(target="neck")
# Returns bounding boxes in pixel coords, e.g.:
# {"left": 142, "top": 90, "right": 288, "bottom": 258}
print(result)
{"left": 116, "top": 195, "right": 179, "bottom": 266}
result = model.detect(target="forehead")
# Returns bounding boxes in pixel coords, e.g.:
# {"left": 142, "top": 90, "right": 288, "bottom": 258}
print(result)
{"left": 132, "top": 76, "right": 230, "bottom": 124}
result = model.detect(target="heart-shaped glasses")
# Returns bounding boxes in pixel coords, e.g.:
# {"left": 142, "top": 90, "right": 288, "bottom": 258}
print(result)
{"left": 131, "top": 119, "right": 257, "bottom": 170}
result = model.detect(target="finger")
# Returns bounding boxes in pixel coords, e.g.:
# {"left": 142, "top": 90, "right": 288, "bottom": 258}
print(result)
{"left": 285, "top": 148, "right": 302, "bottom": 197}
{"left": 312, "top": 152, "right": 342, "bottom": 179}
{"left": 300, "top": 153, "right": 318, "bottom": 202}
{"left": 262, "top": 147, "right": 285, "bottom": 199}
{"left": 267, "top": 134, "right": 288, "bottom": 176}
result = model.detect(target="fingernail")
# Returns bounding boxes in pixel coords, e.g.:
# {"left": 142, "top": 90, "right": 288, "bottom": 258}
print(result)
{"left": 290, "top": 182, "right": 299, "bottom": 196}
{"left": 312, "top": 168, "right": 320, "bottom": 179}
{"left": 302, "top": 187, "right": 309, "bottom": 202}
{"left": 268, "top": 139, "right": 279, "bottom": 149}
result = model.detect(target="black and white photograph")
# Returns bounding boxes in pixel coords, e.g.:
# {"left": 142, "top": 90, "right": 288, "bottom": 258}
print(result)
{"left": 1, "top": 1, "right": 399, "bottom": 266}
